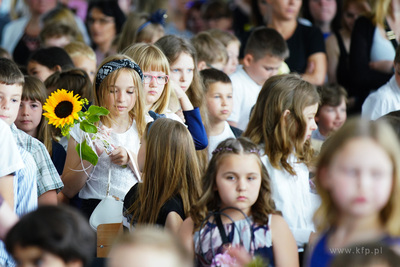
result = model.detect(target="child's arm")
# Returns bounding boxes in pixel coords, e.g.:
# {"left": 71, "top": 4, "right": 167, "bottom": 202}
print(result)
{"left": 302, "top": 52, "right": 327, "bottom": 86}
{"left": 165, "top": 212, "right": 184, "bottom": 234}
{"left": 270, "top": 214, "right": 299, "bottom": 267}
{"left": 178, "top": 217, "right": 195, "bottom": 256}
{"left": 61, "top": 137, "right": 94, "bottom": 198}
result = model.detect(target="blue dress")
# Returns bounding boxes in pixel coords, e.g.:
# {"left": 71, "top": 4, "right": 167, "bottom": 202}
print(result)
{"left": 194, "top": 215, "right": 274, "bottom": 266}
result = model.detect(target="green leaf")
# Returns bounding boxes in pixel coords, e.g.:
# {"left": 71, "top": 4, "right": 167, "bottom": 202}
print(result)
{"left": 87, "top": 115, "right": 100, "bottom": 123}
{"left": 80, "top": 120, "right": 97, "bottom": 133}
{"left": 78, "top": 111, "right": 85, "bottom": 117}
{"left": 88, "top": 105, "right": 109, "bottom": 116}
{"left": 75, "top": 140, "right": 98, "bottom": 166}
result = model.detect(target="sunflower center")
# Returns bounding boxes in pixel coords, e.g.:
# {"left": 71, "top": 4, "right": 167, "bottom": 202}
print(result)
{"left": 54, "top": 101, "right": 74, "bottom": 118}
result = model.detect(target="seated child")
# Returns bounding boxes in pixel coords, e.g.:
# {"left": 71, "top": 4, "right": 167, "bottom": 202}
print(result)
{"left": 228, "top": 26, "right": 289, "bottom": 131}
{"left": 64, "top": 41, "right": 97, "bottom": 83}
{"left": 5, "top": 205, "right": 95, "bottom": 267}
{"left": 200, "top": 68, "right": 242, "bottom": 159}
{"left": 311, "top": 84, "right": 347, "bottom": 152}
{"left": 191, "top": 31, "right": 228, "bottom": 71}
{"left": 208, "top": 29, "right": 241, "bottom": 75}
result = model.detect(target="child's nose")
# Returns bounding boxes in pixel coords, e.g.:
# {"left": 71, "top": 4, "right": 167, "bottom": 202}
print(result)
{"left": 311, "top": 118, "right": 317, "bottom": 130}
{"left": 1, "top": 99, "right": 10, "bottom": 110}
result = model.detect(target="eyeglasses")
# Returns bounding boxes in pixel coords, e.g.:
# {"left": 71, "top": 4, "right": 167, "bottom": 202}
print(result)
{"left": 143, "top": 74, "right": 169, "bottom": 85}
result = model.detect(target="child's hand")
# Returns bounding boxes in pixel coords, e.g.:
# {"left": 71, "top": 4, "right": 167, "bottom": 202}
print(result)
{"left": 227, "top": 246, "right": 253, "bottom": 267}
{"left": 169, "top": 80, "right": 186, "bottom": 99}
{"left": 109, "top": 146, "right": 129, "bottom": 166}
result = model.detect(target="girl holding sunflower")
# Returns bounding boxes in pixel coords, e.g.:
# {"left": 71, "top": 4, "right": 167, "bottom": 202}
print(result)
{"left": 60, "top": 54, "right": 146, "bottom": 218}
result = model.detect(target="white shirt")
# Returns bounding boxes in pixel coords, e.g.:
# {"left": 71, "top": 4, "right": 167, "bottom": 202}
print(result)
{"left": 362, "top": 76, "right": 400, "bottom": 120}
{"left": 208, "top": 121, "right": 236, "bottom": 159}
{"left": 70, "top": 121, "right": 141, "bottom": 201}
{"left": 228, "top": 65, "right": 262, "bottom": 131}
{"left": 261, "top": 151, "right": 320, "bottom": 248}
{"left": 0, "top": 119, "right": 24, "bottom": 177}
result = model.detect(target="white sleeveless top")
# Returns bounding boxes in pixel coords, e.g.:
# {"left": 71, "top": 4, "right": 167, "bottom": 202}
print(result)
{"left": 370, "top": 27, "right": 396, "bottom": 62}
{"left": 70, "top": 121, "right": 141, "bottom": 200}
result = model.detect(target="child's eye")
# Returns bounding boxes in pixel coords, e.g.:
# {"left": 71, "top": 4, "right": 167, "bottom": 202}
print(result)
{"left": 109, "top": 90, "right": 115, "bottom": 93}
{"left": 12, "top": 98, "right": 19, "bottom": 103}
{"left": 127, "top": 90, "right": 135, "bottom": 95}
{"left": 31, "top": 104, "right": 39, "bottom": 108}
{"left": 248, "top": 176, "right": 256, "bottom": 181}
{"left": 187, "top": 69, "right": 193, "bottom": 73}
{"left": 171, "top": 69, "right": 179, "bottom": 73}
{"left": 214, "top": 95, "right": 220, "bottom": 99}
{"left": 226, "top": 176, "right": 235, "bottom": 181}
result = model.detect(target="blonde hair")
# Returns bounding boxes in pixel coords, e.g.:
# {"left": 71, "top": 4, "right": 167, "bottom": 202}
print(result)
{"left": 244, "top": 74, "right": 320, "bottom": 175}
{"left": 314, "top": 118, "right": 400, "bottom": 235}
{"left": 370, "top": 0, "right": 391, "bottom": 27}
{"left": 207, "top": 29, "right": 241, "bottom": 49}
{"left": 191, "top": 32, "right": 228, "bottom": 66}
{"left": 117, "top": 11, "right": 165, "bottom": 52}
{"left": 123, "top": 43, "right": 171, "bottom": 114}
{"left": 22, "top": 76, "right": 52, "bottom": 155}
{"left": 64, "top": 41, "right": 96, "bottom": 62}
{"left": 127, "top": 118, "right": 201, "bottom": 225}
{"left": 94, "top": 54, "right": 146, "bottom": 137}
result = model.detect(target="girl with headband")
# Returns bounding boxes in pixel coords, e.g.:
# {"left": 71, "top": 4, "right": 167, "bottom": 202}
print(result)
{"left": 61, "top": 54, "right": 146, "bottom": 218}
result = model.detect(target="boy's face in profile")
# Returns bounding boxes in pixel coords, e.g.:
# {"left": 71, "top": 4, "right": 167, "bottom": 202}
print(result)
{"left": 243, "top": 54, "right": 283, "bottom": 86}
{"left": 315, "top": 97, "right": 347, "bottom": 136}
{"left": 0, "top": 83, "right": 22, "bottom": 126}
{"left": 71, "top": 55, "right": 97, "bottom": 84}
{"left": 205, "top": 81, "right": 233, "bottom": 123}
{"left": 13, "top": 245, "right": 81, "bottom": 267}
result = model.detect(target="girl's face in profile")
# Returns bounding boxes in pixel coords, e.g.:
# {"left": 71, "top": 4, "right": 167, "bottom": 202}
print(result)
{"left": 303, "top": 103, "right": 319, "bottom": 143}
{"left": 15, "top": 99, "right": 43, "bottom": 137}
{"left": 215, "top": 153, "right": 262, "bottom": 216}
{"left": 104, "top": 69, "right": 137, "bottom": 119}
{"left": 321, "top": 137, "right": 393, "bottom": 219}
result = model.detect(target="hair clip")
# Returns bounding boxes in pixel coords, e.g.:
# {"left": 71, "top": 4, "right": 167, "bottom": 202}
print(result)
{"left": 212, "top": 147, "right": 233, "bottom": 155}
{"left": 249, "top": 148, "right": 260, "bottom": 155}
{"left": 137, "top": 9, "right": 167, "bottom": 33}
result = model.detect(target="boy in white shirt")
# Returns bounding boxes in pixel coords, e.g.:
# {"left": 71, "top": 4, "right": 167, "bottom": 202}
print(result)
{"left": 228, "top": 26, "right": 289, "bottom": 131}
{"left": 200, "top": 68, "right": 242, "bottom": 160}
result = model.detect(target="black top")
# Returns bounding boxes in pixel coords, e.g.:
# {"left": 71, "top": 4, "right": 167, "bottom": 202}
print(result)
{"left": 349, "top": 16, "right": 392, "bottom": 107}
{"left": 286, "top": 23, "right": 326, "bottom": 74}
{"left": 51, "top": 140, "right": 66, "bottom": 175}
{"left": 123, "top": 183, "right": 185, "bottom": 227}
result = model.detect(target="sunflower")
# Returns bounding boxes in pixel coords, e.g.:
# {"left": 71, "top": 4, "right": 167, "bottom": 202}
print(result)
{"left": 43, "top": 89, "right": 82, "bottom": 128}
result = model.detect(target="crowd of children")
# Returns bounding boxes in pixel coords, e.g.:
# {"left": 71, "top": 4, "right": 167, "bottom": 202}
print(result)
{"left": 0, "top": 0, "right": 399, "bottom": 266}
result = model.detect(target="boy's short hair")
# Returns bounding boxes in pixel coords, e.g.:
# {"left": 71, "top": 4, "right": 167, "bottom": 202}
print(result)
{"left": 39, "top": 22, "right": 78, "bottom": 45}
{"left": 5, "top": 205, "right": 95, "bottom": 266}
{"left": 317, "top": 83, "right": 348, "bottom": 108}
{"left": 64, "top": 41, "right": 96, "bottom": 62}
{"left": 244, "top": 26, "right": 289, "bottom": 61}
{"left": 191, "top": 32, "right": 228, "bottom": 66}
{"left": 200, "top": 68, "right": 231, "bottom": 93}
{"left": 0, "top": 58, "right": 24, "bottom": 86}
{"left": 28, "top": 47, "right": 74, "bottom": 70}
{"left": 207, "top": 29, "right": 240, "bottom": 48}
{"left": 0, "top": 47, "right": 11, "bottom": 60}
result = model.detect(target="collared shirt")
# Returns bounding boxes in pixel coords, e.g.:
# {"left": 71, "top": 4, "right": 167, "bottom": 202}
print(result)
{"left": 362, "top": 75, "right": 400, "bottom": 120}
{"left": 11, "top": 124, "right": 63, "bottom": 196}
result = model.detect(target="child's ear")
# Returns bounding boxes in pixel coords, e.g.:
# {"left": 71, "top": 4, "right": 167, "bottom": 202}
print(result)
{"left": 197, "top": 61, "right": 207, "bottom": 71}
{"left": 52, "top": 65, "right": 62, "bottom": 72}
{"left": 242, "top": 54, "right": 254, "bottom": 67}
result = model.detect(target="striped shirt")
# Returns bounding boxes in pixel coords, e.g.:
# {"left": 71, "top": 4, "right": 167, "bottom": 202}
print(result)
{"left": 10, "top": 124, "right": 63, "bottom": 196}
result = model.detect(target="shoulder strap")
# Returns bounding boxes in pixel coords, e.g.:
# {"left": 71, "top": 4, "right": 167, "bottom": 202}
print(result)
{"left": 215, "top": 213, "right": 230, "bottom": 245}
{"left": 384, "top": 19, "right": 398, "bottom": 50}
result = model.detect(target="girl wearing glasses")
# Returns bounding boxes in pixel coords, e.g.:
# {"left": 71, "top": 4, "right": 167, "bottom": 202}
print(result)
{"left": 124, "top": 43, "right": 208, "bottom": 151}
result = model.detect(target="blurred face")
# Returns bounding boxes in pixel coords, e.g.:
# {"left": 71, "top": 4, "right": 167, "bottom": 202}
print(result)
{"left": 223, "top": 42, "right": 240, "bottom": 75}
{"left": 169, "top": 52, "right": 194, "bottom": 92}
{"left": 27, "top": 61, "right": 56, "bottom": 82}
{"left": 303, "top": 103, "right": 318, "bottom": 143}
{"left": 315, "top": 97, "right": 347, "bottom": 137}
{"left": 309, "top": 0, "right": 337, "bottom": 24}
{"left": 268, "top": 0, "right": 302, "bottom": 21}
{"left": 258, "top": 0, "right": 270, "bottom": 17}
{"left": 104, "top": 70, "right": 137, "bottom": 120}
{"left": 15, "top": 99, "right": 43, "bottom": 137}
{"left": 28, "top": 0, "right": 57, "bottom": 15}
{"left": 244, "top": 54, "right": 283, "bottom": 86}
{"left": 142, "top": 70, "right": 168, "bottom": 108}
{"left": 72, "top": 55, "right": 97, "bottom": 84}
{"left": 88, "top": 8, "right": 116, "bottom": 47}
{"left": 321, "top": 137, "right": 393, "bottom": 219}
{"left": 0, "top": 83, "right": 22, "bottom": 125}
{"left": 206, "top": 82, "right": 233, "bottom": 123}
{"left": 343, "top": 2, "right": 368, "bottom": 32}
{"left": 216, "top": 154, "right": 262, "bottom": 216}
{"left": 12, "top": 245, "right": 72, "bottom": 267}
{"left": 43, "top": 36, "right": 71, "bottom": 48}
